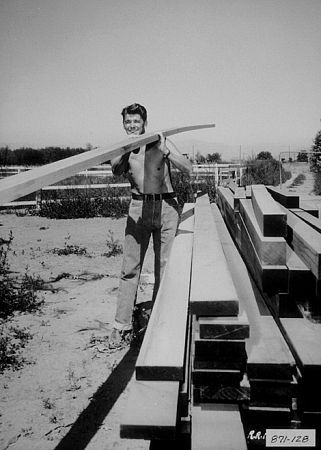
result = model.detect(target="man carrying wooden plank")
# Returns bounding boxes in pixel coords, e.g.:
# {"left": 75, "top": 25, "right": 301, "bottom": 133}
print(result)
{"left": 109, "top": 103, "right": 192, "bottom": 348}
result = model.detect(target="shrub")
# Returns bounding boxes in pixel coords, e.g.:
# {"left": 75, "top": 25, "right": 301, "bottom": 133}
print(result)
{"left": 314, "top": 172, "right": 321, "bottom": 195}
{"left": 0, "top": 233, "right": 44, "bottom": 319}
{"left": 172, "top": 172, "right": 216, "bottom": 206}
{"left": 241, "top": 157, "right": 291, "bottom": 186}
{"left": 103, "top": 230, "right": 123, "bottom": 257}
{"left": 0, "top": 325, "right": 32, "bottom": 372}
{"left": 38, "top": 190, "right": 130, "bottom": 219}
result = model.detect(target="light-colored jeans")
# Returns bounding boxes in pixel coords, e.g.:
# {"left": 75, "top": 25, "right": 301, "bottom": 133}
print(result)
{"left": 114, "top": 197, "right": 179, "bottom": 330}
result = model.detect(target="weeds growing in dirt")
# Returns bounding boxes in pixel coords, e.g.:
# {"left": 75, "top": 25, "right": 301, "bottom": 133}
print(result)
{"left": 50, "top": 234, "right": 89, "bottom": 256}
{"left": 43, "top": 397, "right": 56, "bottom": 410}
{"left": 1, "top": 232, "right": 44, "bottom": 372}
{"left": 66, "top": 366, "right": 81, "bottom": 391}
{"left": 0, "top": 325, "right": 32, "bottom": 373}
{"left": 1, "top": 233, "right": 44, "bottom": 319}
{"left": 102, "top": 230, "right": 123, "bottom": 257}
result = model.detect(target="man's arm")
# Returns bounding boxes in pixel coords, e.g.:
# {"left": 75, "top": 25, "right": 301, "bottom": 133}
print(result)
{"left": 158, "top": 134, "right": 193, "bottom": 174}
{"left": 111, "top": 153, "right": 130, "bottom": 175}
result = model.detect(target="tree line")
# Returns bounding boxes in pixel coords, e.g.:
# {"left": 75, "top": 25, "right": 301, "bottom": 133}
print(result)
{"left": 0, "top": 146, "right": 89, "bottom": 166}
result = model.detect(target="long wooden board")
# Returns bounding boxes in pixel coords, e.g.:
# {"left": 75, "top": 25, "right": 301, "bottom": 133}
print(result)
{"left": 135, "top": 203, "right": 194, "bottom": 381}
{"left": 280, "top": 204, "right": 321, "bottom": 279}
{"left": 290, "top": 209, "right": 321, "bottom": 233}
{"left": 190, "top": 195, "right": 239, "bottom": 316}
{"left": 286, "top": 245, "right": 315, "bottom": 299}
{"left": 238, "top": 213, "right": 288, "bottom": 295}
{"left": 191, "top": 403, "right": 247, "bottom": 450}
{"left": 279, "top": 318, "right": 321, "bottom": 411}
{"left": 212, "top": 204, "right": 295, "bottom": 380}
{"left": 120, "top": 380, "right": 179, "bottom": 440}
{"left": 251, "top": 184, "right": 287, "bottom": 237}
{"left": 0, "top": 123, "right": 215, "bottom": 205}
{"left": 266, "top": 186, "right": 300, "bottom": 208}
{"left": 239, "top": 199, "right": 286, "bottom": 265}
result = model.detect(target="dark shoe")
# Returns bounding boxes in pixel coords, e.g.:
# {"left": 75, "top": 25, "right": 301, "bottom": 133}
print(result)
{"left": 133, "top": 306, "right": 151, "bottom": 335}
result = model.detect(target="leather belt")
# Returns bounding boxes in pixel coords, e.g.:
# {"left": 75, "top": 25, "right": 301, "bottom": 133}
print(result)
{"left": 132, "top": 192, "right": 176, "bottom": 201}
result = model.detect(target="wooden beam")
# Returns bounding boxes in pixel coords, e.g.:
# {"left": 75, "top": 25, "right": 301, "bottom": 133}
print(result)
{"left": 286, "top": 245, "right": 315, "bottom": 299}
{"left": 198, "top": 311, "right": 250, "bottom": 340}
{"left": 216, "top": 186, "right": 240, "bottom": 243}
{"left": 238, "top": 213, "right": 288, "bottom": 295}
{"left": 190, "top": 195, "right": 239, "bottom": 316}
{"left": 0, "top": 123, "right": 215, "bottom": 205}
{"left": 280, "top": 204, "right": 321, "bottom": 280}
{"left": 120, "top": 380, "right": 179, "bottom": 440}
{"left": 180, "top": 313, "right": 192, "bottom": 418}
{"left": 135, "top": 203, "right": 194, "bottom": 381}
{"left": 239, "top": 199, "right": 286, "bottom": 265}
{"left": 289, "top": 209, "right": 321, "bottom": 233}
{"left": 266, "top": 186, "right": 300, "bottom": 208}
{"left": 279, "top": 318, "right": 321, "bottom": 411}
{"left": 299, "top": 201, "right": 319, "bottom": 218}
{"left": 251, "top": 184, "right": 287, "bottom": 237}
{"left": 212, "top": 204, "right": 295, "bottom": 381}
{"left": 191, "top": 404, "right": 247, "bottom": 450}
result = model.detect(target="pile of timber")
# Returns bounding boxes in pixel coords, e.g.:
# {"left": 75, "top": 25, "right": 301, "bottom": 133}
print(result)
{"left": 217, "top": 184, "right": 321, "bottom": 430}
{"left": 190, "top": 195, "right": 247, "bottom": 449}
{"left": 121, "top": 196, "right": 249, "bottom": 449}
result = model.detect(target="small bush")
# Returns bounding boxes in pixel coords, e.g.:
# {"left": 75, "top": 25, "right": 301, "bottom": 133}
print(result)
{"left": 103, "top": 230, "right": 123, "bottom": 257}
{"left": 38, "top": 188, "right": 130, "bottom": 219}
{"left": 0, "top": 325, "right": 32, "bottom": 372}
{"left": 1, "top": 233, "right": 44, "bottom": 319}
{"left": 314, "top": 172, "right": 321, "bottom": 195}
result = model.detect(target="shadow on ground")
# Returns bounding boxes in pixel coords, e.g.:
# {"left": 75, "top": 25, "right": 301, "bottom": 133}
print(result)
{"left": 54, "top": 340, "right": 140, "bottom": 450}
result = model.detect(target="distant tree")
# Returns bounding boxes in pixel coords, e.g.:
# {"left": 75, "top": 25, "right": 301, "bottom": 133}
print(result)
{"left": 256, "top": 151, "right": 273, "bottom": 160}
{"left": 310, "top": 130, "right": 321, "bottom": 173}
{"left": 241, "top": 156, "right": 291, "bottom": 186}
{"left": 206, "top": 152, "right": 222, "bottom": 163}
{"left": 0, "top": 146, "right": 16, "bottom": 165}
{"left": 297, "top": 151, "right": 308, "bottom": 162}
{"left": 195, "top": 152, "right": 206, "bottom": 163}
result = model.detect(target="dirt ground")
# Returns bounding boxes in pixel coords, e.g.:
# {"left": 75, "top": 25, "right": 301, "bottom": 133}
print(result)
{"left": 1, "top": 163, "right": 320, "bottom": 450}
{"left": 0, "top": 214, "right": 154, "bottom": 450}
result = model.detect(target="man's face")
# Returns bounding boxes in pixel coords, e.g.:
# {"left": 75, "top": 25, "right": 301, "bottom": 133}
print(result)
{"left": 123, "top": 113, "right": 146, "bottom": 136}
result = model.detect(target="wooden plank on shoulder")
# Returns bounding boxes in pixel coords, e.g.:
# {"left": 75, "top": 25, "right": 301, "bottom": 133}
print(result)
{"left": 190, "top": 195, "right": 239, "bottom": 316}
{"left": 191, "top": 403, "right": 247, "bottom": 450}
{"left": 135, "top": 203, "right": 194, "bottom": 381}
{"left": 120, "top": 380, "right": 179, "bottom": 440}
{"left": 0, "top": 123, "right": 215, "bottom": 205}
{"left": 239, "top": 199, "right": 286, "bottom": 265}
{"left": 251, "top": 184, "right": 287, "bottom": 237}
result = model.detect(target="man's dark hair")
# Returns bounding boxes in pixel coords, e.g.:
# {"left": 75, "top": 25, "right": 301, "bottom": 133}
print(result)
{"left": 121, "top": 103, "right": 147, "bottom": 123}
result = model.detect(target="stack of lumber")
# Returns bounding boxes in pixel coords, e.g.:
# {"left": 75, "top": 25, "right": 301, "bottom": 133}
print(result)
{"left": 190, "top": 195, "right": 248, "bottom": 449}
{"left": 217, "top": 185, "right": 288, "bottom": 296}
{"left": 213, "top": 203, "right": 296, "bottom": 430}
{"left": 120, "top": 202, "right": 195, "bottom": 441}
{"left": 217, "top": 183, "right": 321, "bottom": 428}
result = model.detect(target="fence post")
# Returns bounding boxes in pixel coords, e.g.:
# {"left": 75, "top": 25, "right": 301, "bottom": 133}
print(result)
{"left": 35, "top": 190, "right": 42, "bottom": 211}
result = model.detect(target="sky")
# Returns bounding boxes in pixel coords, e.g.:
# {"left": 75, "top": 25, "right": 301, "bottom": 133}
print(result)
{"left": 0, "top": 0, "right": 320, "bottom": 160}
